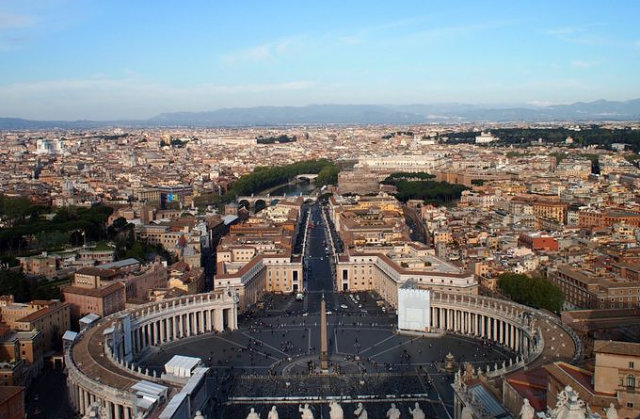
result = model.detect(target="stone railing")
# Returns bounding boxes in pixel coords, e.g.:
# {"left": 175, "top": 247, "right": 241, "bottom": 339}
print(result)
{"left": 428, "top": 292, "right": 578, "bottom": 378}
{"left": 107, "top": 291, "right": 238, "bottom": 366}
{"left": 65, "top": 342, "right": 135, "bottom": 408}
{"left": 128, "top": 291, "right": 237, "bottom": 325}
{"left": 66, "top": 290, "right": 239, "bottom": 416}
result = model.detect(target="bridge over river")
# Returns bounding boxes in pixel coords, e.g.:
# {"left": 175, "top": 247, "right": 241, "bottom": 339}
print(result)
{"left": 236, "top": 193, "right": 317, "bottom": 210}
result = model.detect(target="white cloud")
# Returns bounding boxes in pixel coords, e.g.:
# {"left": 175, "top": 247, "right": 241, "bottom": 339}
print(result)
{"left": 0, "top": 76, "right": 316, "bottom": 119}
{"left": 544, "top": 26, "right": 610, "bottom": 46}
{"left": 0, "top": 12, "right": 35, "bottom": 30}
{"left": 1, "top": 76, "right": 316, "bottom": 97}
{"left": 221, "top": 37, "right": 303, "bottom": 64}
{"left": 203, "top": 80, "right": 315, "bottom": 93}
{"left": 570, "top": 60, "right": 601, "bottom": 68}
{"left": 526, "top": 100, "right": 556, "bottom": 107}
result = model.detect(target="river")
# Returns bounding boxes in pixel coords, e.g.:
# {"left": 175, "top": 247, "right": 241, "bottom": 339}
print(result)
{"left": 269, "top": 180, "right": 316, "bottom": 196}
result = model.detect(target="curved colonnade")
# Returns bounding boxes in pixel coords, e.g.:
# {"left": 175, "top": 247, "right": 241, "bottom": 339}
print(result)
{"left": 426, "top": 292, "right": 581, "bottom": 376}
{"left": 65, "top": 290, "right": 581, "bottom": 419}
{"left": 66, "top": 291, "right": 238, "bottom": 419}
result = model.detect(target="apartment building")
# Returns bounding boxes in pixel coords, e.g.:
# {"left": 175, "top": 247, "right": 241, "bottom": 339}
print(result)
{"left": 213, "top": 202, "right": 304, "bottom": 311}
{"left": 168, "top": 261, "right": 204, "bottom": 295}
{"left": 336, "top": 243, "right": 477, "bottom": 307}
{"left": 578, "top": 210, "right": 640, "bottom": 228}
{"left": 510, "top": 196, "right": 568, "bottom": 225}
{"left": 518, "top": 232, "right": 559, "bottom": 251}
{"left": 548, "top": 265, "right": 640, "bottom": 309}
{"left": 0, "top": 297, "right": 70, "bottom": 353}
{"left": 62, "top": 268, "right": 126, "bottom": 325}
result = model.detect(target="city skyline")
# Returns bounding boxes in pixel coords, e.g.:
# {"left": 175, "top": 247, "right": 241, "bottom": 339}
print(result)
{"left": 1, "top": 0, "right": 640, "bottom": 120}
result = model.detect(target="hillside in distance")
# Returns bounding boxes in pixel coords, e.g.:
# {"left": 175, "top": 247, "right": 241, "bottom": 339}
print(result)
{"left": 148, "top": 99, "right": 640, "bottom": 125}
{"left": 1, "top": 99, "right": 640, "bottom": 129}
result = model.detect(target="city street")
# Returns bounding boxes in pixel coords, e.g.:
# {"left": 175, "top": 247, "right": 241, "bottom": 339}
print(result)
{"left": 304, "top": 202, "right": 337, "bottom": 313}
{"left": 26, "top": 369, "right": 74, "bottom": 419}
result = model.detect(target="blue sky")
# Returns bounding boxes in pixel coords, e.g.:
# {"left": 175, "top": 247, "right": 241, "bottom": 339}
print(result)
{"left": 1, "top": 0, "right": 639, "bottom": 120}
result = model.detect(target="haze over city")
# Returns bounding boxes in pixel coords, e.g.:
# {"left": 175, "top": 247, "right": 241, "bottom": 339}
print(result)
{"left": 1, "top": 0, "right": 640, "bottom": 120}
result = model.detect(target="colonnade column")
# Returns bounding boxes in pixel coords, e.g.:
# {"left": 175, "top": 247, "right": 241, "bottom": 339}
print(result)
{"left": 225, "top": 308, "right": 232, "bottom": 331}
{"left": 215, "top": 309, "right": 224, "bottom": 331}
{"left": 509, "top": 324, "right": 514, "bottom": 349}
{"left": 173, "top": 315, "right": 178, "bottom": 339}
{"left": 83, "top": 388, "right": 90, "bottom": 414}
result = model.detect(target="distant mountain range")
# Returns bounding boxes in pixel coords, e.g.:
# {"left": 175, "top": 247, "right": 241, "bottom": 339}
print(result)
{"left": 2, "top": 99, "right": 640, "bottom": 129}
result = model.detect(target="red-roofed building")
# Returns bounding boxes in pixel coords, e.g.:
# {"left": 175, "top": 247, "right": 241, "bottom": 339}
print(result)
{"left": 518, "top": 232, "right": 559, "bottom": 252}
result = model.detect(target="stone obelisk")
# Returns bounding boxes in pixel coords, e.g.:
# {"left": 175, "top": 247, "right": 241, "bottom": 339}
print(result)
{"left": 320, "top": 292, "right": 329, "bottom": 370}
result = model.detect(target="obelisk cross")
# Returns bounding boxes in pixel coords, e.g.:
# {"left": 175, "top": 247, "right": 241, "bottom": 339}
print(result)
{"left": 320, "top": 292, "right": 329, "bottom": 370}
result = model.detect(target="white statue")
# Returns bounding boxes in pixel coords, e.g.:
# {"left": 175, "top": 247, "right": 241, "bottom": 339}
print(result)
{"left": 409, "top": 402, "right": 425, "bottom": 419}
{"left": 520, "top": 399, "right": 535, "bottom": 419}
{"left": 329, "top": 401, "right": 344, "bottom": 419}
{"left": 354, "top": 402, "right": 368, "bottom": 419}
{"left": 547, "top": 385, "right": 587, "bottom": 419}
{"left": 299, "top": 403, "right": 314, "bottom": 419}
{"left": 268, "top": 406, "right": 279, "bottom": 419}
{"left": 386, "top": 403, "right": 401, "bottom": 419}
{"left": 555, "top": 386, "right": 569, "bottom": 410}
{"left": 247, "top": 407, "right": 260, "bottom": 419}
{"left": 606, "top": 403, "right": 619, "bottom": 419}
{"left": 460, "top": 406, "right": 474, "bottom": 419}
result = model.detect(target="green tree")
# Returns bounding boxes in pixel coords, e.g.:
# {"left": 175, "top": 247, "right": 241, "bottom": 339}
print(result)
{"left": 386, "top": 179, "right": 469, "bottom": 205}
{"left": 316, "top": 165, "right": 339, "bottom": 187}
{"left": 497, "top": 273, "right": 564, "bottom": 313}
{"left": 0, "top": 269, "right": 30, "bottom": 302}
{"left": 227, "top": 159, "right": 335, "bottom": 197}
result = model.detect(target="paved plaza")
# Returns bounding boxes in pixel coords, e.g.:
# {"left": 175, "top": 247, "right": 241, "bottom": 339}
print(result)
{"left": 141, "top": 293, "right": 514, "bottom": 418}
{"left": 140, "top": 203, "right": 515, "bottom": 418}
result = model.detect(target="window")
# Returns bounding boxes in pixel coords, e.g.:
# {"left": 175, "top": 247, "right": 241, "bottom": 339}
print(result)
{"left": 630, "top": 362, "right": 635, "bottom": 369}
{"left": 627, "top": 375, "right": 636, "bottom": 388}
{"left": 627, "top": 403, "right": 634, "bottom": 408}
